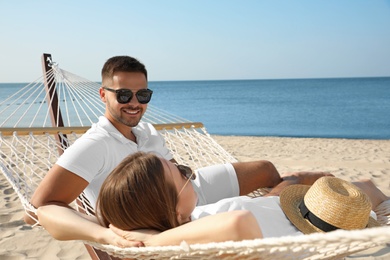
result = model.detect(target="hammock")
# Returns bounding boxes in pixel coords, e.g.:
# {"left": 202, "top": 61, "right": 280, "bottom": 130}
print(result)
{"left": 0, "top": 54, "right": 389, "bottom": 260}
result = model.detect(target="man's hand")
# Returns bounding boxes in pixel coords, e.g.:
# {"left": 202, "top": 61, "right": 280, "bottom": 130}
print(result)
{"left": 264, "top": 171, "right": 334, "bottom": 197}
{"left": 282, "top": 171, "right": 334, "bottom": 185}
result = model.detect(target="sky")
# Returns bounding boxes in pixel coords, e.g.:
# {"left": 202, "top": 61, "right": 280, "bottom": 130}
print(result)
{"left": 1, "top": 0, "right": 390, "bottom": 83}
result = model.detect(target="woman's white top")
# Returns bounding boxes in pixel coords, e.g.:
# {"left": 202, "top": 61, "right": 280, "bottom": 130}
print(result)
{"left": 191, "top": 196, "right": 303, "bottom": 238}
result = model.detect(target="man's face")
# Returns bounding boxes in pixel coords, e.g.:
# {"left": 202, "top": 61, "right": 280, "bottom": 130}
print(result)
{"left": 100, "top": 71, "right": 149, "bottom": 130}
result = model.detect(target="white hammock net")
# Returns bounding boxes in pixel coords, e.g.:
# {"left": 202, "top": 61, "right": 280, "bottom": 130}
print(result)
{"left": 0, "top": 57, "right": 389, "bottom": 259}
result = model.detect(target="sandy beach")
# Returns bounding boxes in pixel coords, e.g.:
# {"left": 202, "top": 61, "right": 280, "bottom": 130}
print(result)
{"left": 1, "top": 136, "right": 389, "bottom": 259}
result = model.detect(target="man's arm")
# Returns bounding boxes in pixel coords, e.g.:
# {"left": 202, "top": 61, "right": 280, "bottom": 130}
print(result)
{"left": 232, "top": 160, "right": 282, "bottom": 195}
{"left": 28, "top": 165, "right": 142, "bottom": 247}
{"left": 24, "top": 164, "right": 88, "bottom": 225}
{"left": 233, "top": 160, "right": 333, "bottom": 196}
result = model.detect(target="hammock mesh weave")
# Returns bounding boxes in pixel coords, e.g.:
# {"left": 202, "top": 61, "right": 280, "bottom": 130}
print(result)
{"left": 0, "top": 58, "right": 389, "bottom": 259}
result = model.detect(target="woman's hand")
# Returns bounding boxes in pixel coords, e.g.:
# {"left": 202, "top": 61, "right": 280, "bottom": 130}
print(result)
{"left": 99, "top": 226, "right": 145, "bottom": 248}
{"left": 109, "top": 225, "right": 160, "bottom": 246}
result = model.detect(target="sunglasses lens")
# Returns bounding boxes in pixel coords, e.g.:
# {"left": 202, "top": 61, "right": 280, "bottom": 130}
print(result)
{"left": 116, "top": 90, "right": 133, "bottom": 104}
{"left": 112, "top": 88, "right": 153, "bottom": 104}
{"left": 136, "top": 89, "right": 153, "bottom": 104}
{"left": 177, "top": 165, "right": 195, "bottom": 180}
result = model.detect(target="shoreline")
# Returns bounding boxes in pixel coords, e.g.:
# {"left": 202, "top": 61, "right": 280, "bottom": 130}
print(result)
{"left": 214, "top": 134, "right": 390, "bottom": 141}
{"left": 1, "top": 136, "right": 389, "bottom": 259}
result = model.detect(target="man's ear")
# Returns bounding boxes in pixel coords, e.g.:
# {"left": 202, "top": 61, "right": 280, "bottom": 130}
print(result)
{"left": 100, "top": 87, "right": 106, "bottom": 103}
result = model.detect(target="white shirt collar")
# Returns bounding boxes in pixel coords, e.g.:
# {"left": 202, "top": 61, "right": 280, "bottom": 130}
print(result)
{"left": 97, "top": 116, "right": 148, "bottom": 145}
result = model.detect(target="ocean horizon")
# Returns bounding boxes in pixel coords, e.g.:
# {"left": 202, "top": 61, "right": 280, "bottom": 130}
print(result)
{"left": 1, "top": 76, "right": 389, "bottom": 140}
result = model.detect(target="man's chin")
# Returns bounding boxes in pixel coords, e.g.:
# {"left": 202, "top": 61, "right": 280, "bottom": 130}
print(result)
{"left": 123, "top": 120, "right": 141, "bottom": 127}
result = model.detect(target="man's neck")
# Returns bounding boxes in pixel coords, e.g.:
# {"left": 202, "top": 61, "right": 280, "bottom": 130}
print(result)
{"left": 105, "top": 116, "right": 137, "bottom": 142}
{"left": 117, "top": 124, "right": 136, "bottom": 142}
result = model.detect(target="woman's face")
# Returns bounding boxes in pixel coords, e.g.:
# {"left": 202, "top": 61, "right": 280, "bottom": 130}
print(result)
{"left": 161, "top": 159, "right": 198, "bottom": 225}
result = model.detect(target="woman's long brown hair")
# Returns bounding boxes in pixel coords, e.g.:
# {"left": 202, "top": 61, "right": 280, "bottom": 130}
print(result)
{"left": 96, "top": 152, "right": 180, "bottom": 231}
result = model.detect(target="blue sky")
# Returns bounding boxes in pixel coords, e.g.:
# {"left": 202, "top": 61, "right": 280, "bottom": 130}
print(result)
{"left": 1, "top": 1, "right": 390, "bottom": 83}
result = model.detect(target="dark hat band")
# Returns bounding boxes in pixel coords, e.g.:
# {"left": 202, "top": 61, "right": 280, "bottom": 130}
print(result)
{"left": 299, "top": 200, "right": 339, "bottom": 232}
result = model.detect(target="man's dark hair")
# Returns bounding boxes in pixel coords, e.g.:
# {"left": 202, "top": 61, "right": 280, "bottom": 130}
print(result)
{"left": 101, "top": 56, "right": 148, "bottom": 82}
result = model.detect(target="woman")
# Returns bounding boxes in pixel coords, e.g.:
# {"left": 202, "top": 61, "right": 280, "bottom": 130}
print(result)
{"left": 95, "top": 152, "right": 389, "bottom": 246}
{"left": 37, "top": 152, "right": 389, "bottom": 247}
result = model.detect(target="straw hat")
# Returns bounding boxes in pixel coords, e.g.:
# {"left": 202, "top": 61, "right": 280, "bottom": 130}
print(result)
{"left": 280, "top": 177, "right": 380, "bottom": 234}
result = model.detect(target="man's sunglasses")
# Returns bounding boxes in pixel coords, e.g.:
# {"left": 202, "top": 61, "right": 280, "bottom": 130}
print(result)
{"left": 103, "top": 86, "right": 153, "bottom": 104}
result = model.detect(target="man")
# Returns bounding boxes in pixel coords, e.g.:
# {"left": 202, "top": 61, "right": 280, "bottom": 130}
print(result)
{"left": 25, "top": 56, "right": 327, "bottom": 247}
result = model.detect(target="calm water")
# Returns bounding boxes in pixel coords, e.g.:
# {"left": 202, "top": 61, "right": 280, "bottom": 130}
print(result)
{"left": 1, "top": 77, "right": 390, "bottom": 139}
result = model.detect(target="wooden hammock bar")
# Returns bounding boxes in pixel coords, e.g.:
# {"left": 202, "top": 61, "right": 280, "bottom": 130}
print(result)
{"left": 0, "top": 122, "right": 204, "bottom": 136}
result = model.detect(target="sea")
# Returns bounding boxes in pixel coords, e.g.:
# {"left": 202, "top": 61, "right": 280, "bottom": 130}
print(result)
{"left": 1, "top": 77, "right": 389, "bottom": 140}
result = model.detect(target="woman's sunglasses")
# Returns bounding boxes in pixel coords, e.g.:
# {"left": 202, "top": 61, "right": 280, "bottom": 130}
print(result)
{"left": 103, "top": 86, "right": 153, "bottom": 104}
{"left": 175, "top": 164, "right": 196, "bottom": 181}
{"left": 175, "top": 164, "right": 196, "bottom": 197}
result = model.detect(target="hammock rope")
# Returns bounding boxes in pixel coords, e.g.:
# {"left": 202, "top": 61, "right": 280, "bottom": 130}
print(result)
{"left": 0, "top": 58, "right": 389, "bottom": 259}
{"left": 87, "top": 226, "right": 390, "bottom": 260}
